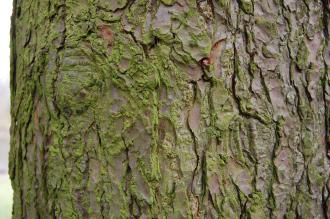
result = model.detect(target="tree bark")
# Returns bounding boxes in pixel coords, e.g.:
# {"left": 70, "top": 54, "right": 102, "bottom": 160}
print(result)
{"left": 9, "top": 0, "right": 330, "bottom": 218}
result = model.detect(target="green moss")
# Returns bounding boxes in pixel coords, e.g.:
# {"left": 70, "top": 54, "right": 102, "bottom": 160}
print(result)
{"left": 218, "top": 0, "right": 231, "bottom": 10}
{"left": 218, "top": 153, "right": 229, "bottom": 166}
{"left": 248, "top": 191, "right": 267, "bottom": 218}
{"left": 255, "top": 17, "right": 277, "bottom": 38}
{"left": 308, "top": 165, "right": 325, "bottom": 186}
{"left": 218, "top": 113, "right": 238, "bottom": 130}
{"left": 152, "top": 29, "right": 174, "bottom": 44}
{"left": 296, "top": 41, "right": 309, "bottom": 70}
{"left": 160, "top": 0, "right": 176, "bottom": 6}
{"left": 238, "top": 0, "right": 253, "bottom": 15}
{"left": 295, "top": 192, "right": 313, "bottom": 217}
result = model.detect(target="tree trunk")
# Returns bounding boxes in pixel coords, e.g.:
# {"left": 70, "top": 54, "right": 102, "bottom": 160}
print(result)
{"left": 9, "top": 0, "right": 330, "bottom": 218}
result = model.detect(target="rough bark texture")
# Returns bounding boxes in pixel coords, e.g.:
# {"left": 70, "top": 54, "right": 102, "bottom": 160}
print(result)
{"left": 9, "top": 0, "right": 330, "bottom": 218}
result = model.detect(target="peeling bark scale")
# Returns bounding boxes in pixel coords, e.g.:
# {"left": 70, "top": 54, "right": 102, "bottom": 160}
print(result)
{"left": 9, "top": 0, "right": 330, "bottom": 218}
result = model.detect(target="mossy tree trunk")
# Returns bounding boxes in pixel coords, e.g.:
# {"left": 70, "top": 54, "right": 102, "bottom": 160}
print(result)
{"left": 9, "top": 0, "right": 330, "bottom": 218}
